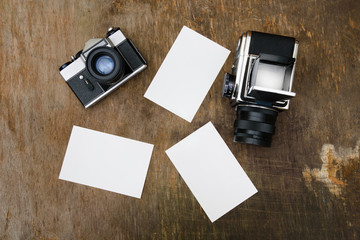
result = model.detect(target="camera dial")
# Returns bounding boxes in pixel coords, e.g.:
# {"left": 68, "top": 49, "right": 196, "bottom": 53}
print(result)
{"left": 75, "top": 50, "right": 83, "bottom": 59}
{"left": 59, "top": 61, "right": 72, "bottom": 71}
{"left": 106, "top": 27, "right": 120, "bottom": 38}
{"left": 222, "top": 73, "right": 235, "bottom": 98}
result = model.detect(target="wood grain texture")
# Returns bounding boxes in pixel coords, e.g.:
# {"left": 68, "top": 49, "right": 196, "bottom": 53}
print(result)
{"left": 0, "top": 0, "right": 359, "bottom": 239}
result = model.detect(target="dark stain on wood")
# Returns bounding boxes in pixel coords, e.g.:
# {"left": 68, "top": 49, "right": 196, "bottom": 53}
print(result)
{"left": 0, "top": 0, "right": 360, "bottom": 239}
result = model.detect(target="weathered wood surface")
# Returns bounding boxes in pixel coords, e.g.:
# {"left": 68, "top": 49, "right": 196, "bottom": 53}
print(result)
{"left": 1, "top": 0, "right": 359, "bottom": 239}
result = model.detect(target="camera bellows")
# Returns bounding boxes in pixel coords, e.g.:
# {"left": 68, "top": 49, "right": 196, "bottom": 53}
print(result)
{"left": 234, "top": 106, "right": 278, "bottom": 147}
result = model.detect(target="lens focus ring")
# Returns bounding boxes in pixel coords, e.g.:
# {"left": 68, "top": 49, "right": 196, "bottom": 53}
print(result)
{"left": 233, "top": 105, "right": 278, "bottom": 147}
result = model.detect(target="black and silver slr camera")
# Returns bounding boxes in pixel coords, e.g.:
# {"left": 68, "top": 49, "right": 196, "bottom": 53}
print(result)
{"left": 222, "top": 31, "right": 299, "bottom": 147}
{"left": 59, "top": 27, "right": 147, "bottom": 108}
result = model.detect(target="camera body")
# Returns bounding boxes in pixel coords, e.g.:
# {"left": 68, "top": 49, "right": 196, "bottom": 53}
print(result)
{"left": 222, "top": 31, "right": 299, "bottom": 147}
{"left": 59, "top": 27, "right": 147, "bottom": 108}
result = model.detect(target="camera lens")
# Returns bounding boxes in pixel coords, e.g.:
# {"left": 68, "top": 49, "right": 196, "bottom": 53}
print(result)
{"left": 233, "top": 105, "right": 278, "bottom": 147}
{"left": 87, "top": 47, "right": 125, "bottom": 85}
{"left": 95, "top": 55, "right": 115, "bottom": 75}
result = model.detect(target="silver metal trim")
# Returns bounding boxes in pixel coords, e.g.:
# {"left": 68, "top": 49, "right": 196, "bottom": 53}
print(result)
{"left": 232, "top": 32, "right": 299, "bottom": 111}
{"left": 82, "top": 39, "right": 109, "bottom": 59}
{"left": 84, "top": 65, "right": 147, "bottom": 108}
{"left": 288, "top": 41, "right": 299, "bottom": 92}
{"left": 235, "top": 104, "right": 279, "bottom": 113}
{"left": 278, "top": 41, "right": 299, "bottom": 110}
{"left": 60, "top": 58, "right": 86, "bottom": 81}
{"left": 235, "top": 32, "right": 252, "bottom": 102}
{"left": 83, "top": 38, "right": 103, "bottom": 53}
{"left": 230, "top": 35, "right": 245, "bottom": 101}
{"left": 249, "top": 86, "right": 296, "bottom": 97}
{"left": 107, "top": 30, "right": 126, "bottom": 47}
{"left": 243, "top": 54, "right": 258, "bottom": 100}
{"left": 243, "top": 54, "right": 295, "bottom": 102}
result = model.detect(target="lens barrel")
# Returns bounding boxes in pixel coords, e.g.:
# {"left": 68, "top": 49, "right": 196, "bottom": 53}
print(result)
{"left": 234, "top": 105, "right": 278, "bottom": 147}
{"left": 86, "top": 47, "right": 125, "bottom": 85}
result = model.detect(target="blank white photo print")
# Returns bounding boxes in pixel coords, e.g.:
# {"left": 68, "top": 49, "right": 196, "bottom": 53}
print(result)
{"left": 166, "top": 122, "right": 258, "bottom": 222}
{"left": 59, "top": 126, "right": 154, "bottom": 199}
{"left": 144, "top": 26, "right": 230, "bottom": 122}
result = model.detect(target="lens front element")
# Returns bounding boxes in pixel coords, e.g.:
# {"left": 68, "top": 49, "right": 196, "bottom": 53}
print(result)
{"left": 95, "top": 55, "right": 115, "bottom": 75}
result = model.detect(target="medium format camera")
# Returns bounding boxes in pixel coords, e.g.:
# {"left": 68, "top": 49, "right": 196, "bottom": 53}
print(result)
{"left": 59, "top": 27, "right": 147, "bottom": 108}
{"left": 222, "top": 31, "right": 299, "bottom": 147}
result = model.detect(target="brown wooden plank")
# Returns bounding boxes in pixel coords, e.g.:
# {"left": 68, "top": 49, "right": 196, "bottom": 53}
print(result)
{"left": 0, "top": 0, "right": 359, "bottom": 239}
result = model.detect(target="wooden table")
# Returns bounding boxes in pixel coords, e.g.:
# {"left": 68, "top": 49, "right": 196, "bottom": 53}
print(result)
{"left": 1, "top": 0, "right": 359, "bottom": 239}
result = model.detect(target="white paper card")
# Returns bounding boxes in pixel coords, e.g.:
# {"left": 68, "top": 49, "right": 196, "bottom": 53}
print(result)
{"left": 144, "top": 26, "right": 230, "bottom": 122}
{"left": 59, "top": 126, "right": 154, "bottom": 199}
{"left": 165, "top": 122, "right": 258, "bottom": 222}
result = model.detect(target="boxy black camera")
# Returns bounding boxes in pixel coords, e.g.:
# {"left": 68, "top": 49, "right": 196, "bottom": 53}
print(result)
{"left": 59, "top": 27, "right": 147, "bottom": 108}
{"left": 222, "top": 31, "right": 299, "bottom": 147}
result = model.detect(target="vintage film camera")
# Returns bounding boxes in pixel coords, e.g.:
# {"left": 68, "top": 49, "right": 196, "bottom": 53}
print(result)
{"left": 222, "top": 31, "right": 299, "bottom": 147}
{"left": 59, "top": 27, "right": 147, "bottom": 108}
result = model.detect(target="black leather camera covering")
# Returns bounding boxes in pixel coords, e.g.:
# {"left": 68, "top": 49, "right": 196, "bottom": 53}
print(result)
{"left": 66, "top": 70, "right": 104, "bottom": 106}
{"left": 116, "top": 39, "right": 146, "bottom": 71}
{"left": 249, "top": 31, "right": 295, "bottom": 58}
